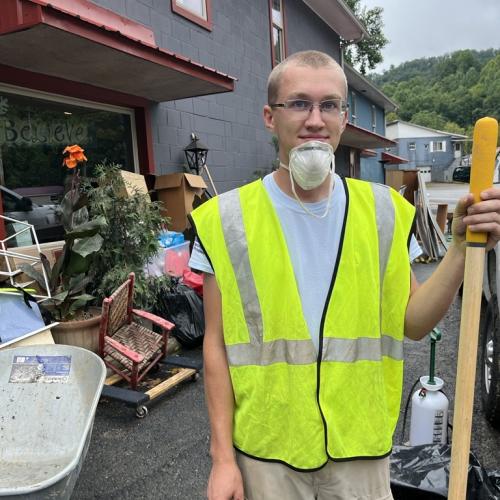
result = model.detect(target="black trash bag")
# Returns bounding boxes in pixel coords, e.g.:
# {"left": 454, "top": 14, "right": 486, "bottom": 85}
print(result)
{"left": 390, "top": 444, "right": 500, "bottom": 499}
{"left": 155, "top": 281, "right": 205, "bottom": 348}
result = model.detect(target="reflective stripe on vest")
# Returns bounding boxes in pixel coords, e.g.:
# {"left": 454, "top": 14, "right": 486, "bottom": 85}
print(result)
{"left": 218, "top": 180, "right": 402, "bottom": 367}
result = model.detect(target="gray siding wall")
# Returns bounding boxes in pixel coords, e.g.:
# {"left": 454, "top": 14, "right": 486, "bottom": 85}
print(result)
{"left": 349, "top": 90, "right": 385, "bottom": 136}
{"left": 349, "top": 92, "right": 387, "bottom": 183}
{"left": 389, "top": 137, "right": 454, "bottom": 169}
{"left": 90, "top": 0, "right": 344, "bottom": 192}
{"left": 386, "top": 136, "right": 455, "bottom": 181}
{"left": 360, "top": 157, "right": 384, "bottom": 184}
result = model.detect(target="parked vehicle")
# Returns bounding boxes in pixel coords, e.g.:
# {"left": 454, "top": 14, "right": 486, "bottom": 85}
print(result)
{"left": 452, "top": 165, "right": 471, "bottom": 183}
{"left": 0, "top": 185, "right": 63, "bottom": 244}
{"left": 453, "top": 151, "right": 500, "bottom": 183}
{"left": 481, "top": 247, "right": 500, "bottom": 429}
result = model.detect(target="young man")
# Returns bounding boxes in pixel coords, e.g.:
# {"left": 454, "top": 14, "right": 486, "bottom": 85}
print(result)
{"left": 189, "top": 51, "right": 500, "bottom": 500}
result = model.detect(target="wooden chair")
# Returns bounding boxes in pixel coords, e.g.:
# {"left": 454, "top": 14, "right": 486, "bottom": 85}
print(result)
{"left": 99, "top": 272, "right": 174, "bottom": 390}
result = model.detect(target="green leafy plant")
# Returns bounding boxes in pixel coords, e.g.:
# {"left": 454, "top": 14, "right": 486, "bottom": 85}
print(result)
{"left": 83, "top": 162, "right": 170, "bottom": 309}
{"left": 21, "top": 145, "right": 106, "bottom": 320}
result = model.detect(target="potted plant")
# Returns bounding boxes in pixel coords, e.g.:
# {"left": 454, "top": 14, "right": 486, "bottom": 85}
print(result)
{"left": 20, "top": 145, "right": 106, "bottom": 352}
{"left": 82, "top": 162, "right": 171, "bottom": 311}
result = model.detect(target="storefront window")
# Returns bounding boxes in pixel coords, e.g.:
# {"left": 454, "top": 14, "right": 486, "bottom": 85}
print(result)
{"left": 0, "top": 86, "right": 137, "bottom": 247}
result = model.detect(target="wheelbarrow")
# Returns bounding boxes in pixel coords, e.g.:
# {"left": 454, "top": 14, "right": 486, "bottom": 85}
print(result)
{"left": 0, "top": 345, "right": 106, "bottom": 499}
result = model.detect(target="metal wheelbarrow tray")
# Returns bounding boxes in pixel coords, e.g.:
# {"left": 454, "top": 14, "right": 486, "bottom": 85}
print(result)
{"left": 0, "top": 345, "right": 106, "bottom": 499}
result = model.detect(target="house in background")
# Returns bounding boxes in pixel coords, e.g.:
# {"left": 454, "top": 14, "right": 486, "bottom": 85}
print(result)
{"left": 385, "top": 121, "right": 468, "bottom": 182}
{"left": 343, "top": 64, "right": 398, "bottom": 183}
{"left": 0, "top": 0, "right": 396, "bottom": 246}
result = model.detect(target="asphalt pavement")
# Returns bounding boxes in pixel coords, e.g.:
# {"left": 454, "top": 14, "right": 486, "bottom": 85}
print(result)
{"left": 72, "top": 260, "right": 500, "bottom": 499}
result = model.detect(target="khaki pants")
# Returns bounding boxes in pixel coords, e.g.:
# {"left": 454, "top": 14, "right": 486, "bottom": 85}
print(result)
{"left": 236, "top": 452, "right": 393, "bottom": 500}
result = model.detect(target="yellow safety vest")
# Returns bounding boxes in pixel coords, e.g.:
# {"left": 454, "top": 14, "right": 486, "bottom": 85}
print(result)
{"left": 191, "top": 176, "right": 415, "bottom": 470}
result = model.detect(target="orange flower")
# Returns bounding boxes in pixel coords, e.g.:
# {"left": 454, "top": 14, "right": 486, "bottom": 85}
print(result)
{"left": 62, "top": 144, "right": 87, "bottom": 168}
{"left": 64, "top": 157, "right": 78, "bottom": 169}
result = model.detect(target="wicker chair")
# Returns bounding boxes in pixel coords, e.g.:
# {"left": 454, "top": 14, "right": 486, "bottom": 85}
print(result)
{"left": 98, "top": 272, "right": 174, "bottom": 389}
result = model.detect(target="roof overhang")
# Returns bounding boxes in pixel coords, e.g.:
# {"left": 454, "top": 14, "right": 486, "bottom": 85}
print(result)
{"left": 0, "top": 0, "right": 235, "bottom": 102}
{"left": 302, "top": 0, "right": 368, "bottom": 42}
{"left": 344, "top": 64, "right": 397, "bottom": 112}
{"left": 361, "top": 148, "right": 377, "bottom": 158}
{"left": 340, "top": 123, "right": 396, "bottom": 149}
{"left": 381, "top": 151, "right": 409, "bottom": 164}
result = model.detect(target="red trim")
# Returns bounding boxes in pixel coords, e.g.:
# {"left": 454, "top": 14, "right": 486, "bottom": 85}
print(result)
{"left": 135, "top": 107, "right": 155, "bottom": 175}
{"left": 0, "top": 0, "right": 42, "bottom": 34}
{"left": 282, "top": 0, "right": 288, "bottom": 59}
{"left": 32, "top": 0, "right": 156, "bottom": 46}
{"left": 0, "top": 64, "right": 149, "bottom": 108}
{"left": 171, "top": 0, "right": 212, "bottom": 31}
{"left": 268, "top": 0, "right": 275, "bottom": 69}
{"left": 0, "top": 64, "right": 154, "bottom": 176}
{"left": 346, "top": 123, "right": 396, "bottom": 144}
{"left": 360, "top": 148, "right": 377, "bottom": 158}
{"left": 0, "top": 0, "right": 234, "bottom": 96}
{"left": 268, "top": 0, "right": 286, "bottom": 68}
{"left": 381, "top": 151, "right": 409, "bottom": 164}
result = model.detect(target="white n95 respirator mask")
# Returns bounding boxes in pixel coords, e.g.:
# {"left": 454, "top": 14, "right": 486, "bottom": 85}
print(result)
{"left": 280, "top": 141, "right": 335, "bottom": 218}
{"left": 287, "top": 140, "right": 334, "bottom": 190}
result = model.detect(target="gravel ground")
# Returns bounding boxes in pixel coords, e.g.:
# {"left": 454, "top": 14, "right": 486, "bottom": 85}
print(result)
{"left": 72, "top": 260, "right": 499, "bottom": 499}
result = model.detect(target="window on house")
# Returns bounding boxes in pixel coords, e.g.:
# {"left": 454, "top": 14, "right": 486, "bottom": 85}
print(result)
{"left": 350, "top": 92, "right": 357, "bottom": 125}
{"left": 371, "top": 105, "right": 377, "bottom": 132}
{"left": 270, "top": 0, "right": 286, "bottom": 66}
{"left": 172, "top": 0, "right": 212, "bottom": 31}
{"left": 408, "top": 142, "right": 416, "bottom": 151}
{"left": 430, "top": 141, "right": 446, "bottom": 152}
{"left": 0, "top": 85, "right": 137, "bottom": 247}
{"left": 454, "top": 142, "right": 461, "bottom": 152}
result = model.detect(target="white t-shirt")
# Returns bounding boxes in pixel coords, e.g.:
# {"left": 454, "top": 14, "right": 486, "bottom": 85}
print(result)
{"left": 189, "top": 173, "right": 422, "bottom": 352}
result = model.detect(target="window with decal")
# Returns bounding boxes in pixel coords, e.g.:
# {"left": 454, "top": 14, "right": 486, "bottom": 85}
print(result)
{"left": 0, "top": 86, "right": 137, "bottom": 247}
{"left": 172, "top": 0, "right": 212, "bottom": 31}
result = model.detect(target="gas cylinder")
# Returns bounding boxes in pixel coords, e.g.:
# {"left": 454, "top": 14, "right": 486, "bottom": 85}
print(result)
{"left": 409, "top": 375, "right": 449, "bottom": 445}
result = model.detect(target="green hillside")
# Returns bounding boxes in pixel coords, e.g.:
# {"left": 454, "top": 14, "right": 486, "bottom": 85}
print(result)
{"left": 369, "top": 49, "right": 500, "bottom": 140}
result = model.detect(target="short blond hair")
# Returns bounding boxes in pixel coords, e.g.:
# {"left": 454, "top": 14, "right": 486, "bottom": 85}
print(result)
{"left": 267, "top": 50, "right": 348, "bottom": 104}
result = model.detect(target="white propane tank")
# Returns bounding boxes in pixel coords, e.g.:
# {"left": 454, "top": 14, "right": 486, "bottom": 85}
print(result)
{"left": 409, "top": 376, "right": 449, "bottom": 446}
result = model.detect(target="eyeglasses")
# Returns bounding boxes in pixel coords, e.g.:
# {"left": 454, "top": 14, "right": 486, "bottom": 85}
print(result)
{"left": 270, "top": 98, "right": 347, "bottom": 116}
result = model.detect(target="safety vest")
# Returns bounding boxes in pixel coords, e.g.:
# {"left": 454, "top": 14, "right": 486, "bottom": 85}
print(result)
{"left": 191, "top": 176, "right": 415, "bottom": 470}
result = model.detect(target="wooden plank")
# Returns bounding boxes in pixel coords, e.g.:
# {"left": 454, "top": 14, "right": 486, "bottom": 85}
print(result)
{"left": 436, "top": 204, "right": 448, "bottom": 233}
{"left": 145, "top": 368, "right": 196, "bottom": 400}
{"left": 105, "top": 373, "right": 123, "bottom": 386}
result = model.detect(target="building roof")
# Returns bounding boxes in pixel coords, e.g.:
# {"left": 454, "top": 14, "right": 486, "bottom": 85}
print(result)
{"left": 381, "top": 152, "right": 409, "bottom": 164}
{"left": 0, "top": 0, "right": 235, "bottom": 102}
{"left": 344, "top": 64, "right": 397, "bottom": 112}
{"left": 302, "top": 0, "right": 368, "bottom": 42}
{"left": 340, "top": 123, "right": 396, "bottom": 149}
{"left": 386, "top": 120, "right": 468, "bottom": 140}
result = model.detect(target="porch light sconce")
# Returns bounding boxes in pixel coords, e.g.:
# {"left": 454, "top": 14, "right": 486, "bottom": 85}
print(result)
{"left": 184, "top": 133, "right": 208, "bottom": 175}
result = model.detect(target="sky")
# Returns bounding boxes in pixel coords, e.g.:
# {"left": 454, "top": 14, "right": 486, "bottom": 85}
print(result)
{"left": 360, "top": 0, "right": 500, "bottom": 73}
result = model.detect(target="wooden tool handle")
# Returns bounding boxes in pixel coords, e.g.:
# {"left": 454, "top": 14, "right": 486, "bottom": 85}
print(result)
{"left": 466, "top": 117, "right": 499, "bottom": 245}
{"left": 449, "top": 117, "right": 498, "bottom": 500}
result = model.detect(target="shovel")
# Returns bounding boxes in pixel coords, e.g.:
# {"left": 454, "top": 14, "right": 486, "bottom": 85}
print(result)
{"left": 448, "top": 116, "right": 498, "bottom": 499}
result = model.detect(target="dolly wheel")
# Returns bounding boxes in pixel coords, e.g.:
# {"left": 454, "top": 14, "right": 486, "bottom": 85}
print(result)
{"left": 136, "top": 405, "right": 149, "bottom": 419}
{"left": 191, "top": 372, "right": 200, "bottom": 382}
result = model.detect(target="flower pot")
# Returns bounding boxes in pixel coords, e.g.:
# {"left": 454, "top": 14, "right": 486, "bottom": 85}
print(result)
{"left": 51, "top": 307, "right": 102, "bottom": 353}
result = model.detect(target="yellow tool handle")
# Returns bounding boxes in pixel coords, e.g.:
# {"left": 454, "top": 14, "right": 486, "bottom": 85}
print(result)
{"left": 466, "top": 117, "right": 499, "bottom": 244}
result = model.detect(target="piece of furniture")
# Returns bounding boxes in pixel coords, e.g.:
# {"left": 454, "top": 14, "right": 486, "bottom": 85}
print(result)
{"left": 99, "top": 272, "right": 174, "bottom": 389}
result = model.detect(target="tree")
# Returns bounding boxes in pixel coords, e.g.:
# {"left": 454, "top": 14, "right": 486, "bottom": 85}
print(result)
{"left": 343, "top": 0, "right": 388, "bottom": 74}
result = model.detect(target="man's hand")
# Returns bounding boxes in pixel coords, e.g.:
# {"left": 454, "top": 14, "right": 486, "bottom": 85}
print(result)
{"left": 207, "top": 460, "right": 244, "bottom": 500}
{"left": 452, "top": 187, "right": 500, "bottom": 252}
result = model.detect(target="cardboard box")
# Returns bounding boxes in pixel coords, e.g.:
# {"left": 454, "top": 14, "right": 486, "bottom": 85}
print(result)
{"left": 118, "top": 170, "right": 150, "bottom": 200}
{"left": 155, "top": 173, "right": 207, "bottom": 232}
